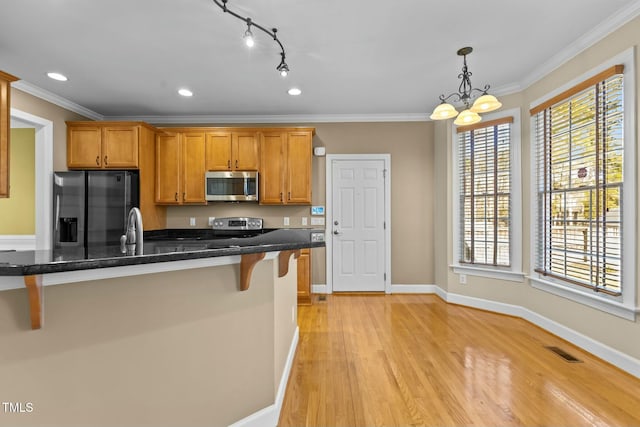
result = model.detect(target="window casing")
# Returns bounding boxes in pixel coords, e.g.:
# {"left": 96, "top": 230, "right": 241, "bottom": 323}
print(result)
{"left": 458, "top": 117, "right": 513, "bottom": 267}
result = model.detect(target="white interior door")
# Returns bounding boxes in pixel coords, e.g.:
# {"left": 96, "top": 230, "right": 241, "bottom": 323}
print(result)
{"left": 332, "top": 159, "right": 386, "bottom": 292}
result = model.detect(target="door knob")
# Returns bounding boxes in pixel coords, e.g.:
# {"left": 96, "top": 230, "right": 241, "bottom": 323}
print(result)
{"left": 334, "top": 220, "right": 339, "bottom": 226}
{"left": 333, "top": 230, "right": 340, "bottom": 235}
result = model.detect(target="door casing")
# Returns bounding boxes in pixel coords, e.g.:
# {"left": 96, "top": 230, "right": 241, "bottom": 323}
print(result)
{"left": 325, "top": 153, "right": 391, "bottom": 294}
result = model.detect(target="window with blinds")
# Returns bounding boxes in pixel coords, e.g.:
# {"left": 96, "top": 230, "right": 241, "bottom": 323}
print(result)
{"left": 532, "top": 66, "right": 624, "bottom": 295}
{"left": 458, "top": 117, "right": 513, "bottom": 266}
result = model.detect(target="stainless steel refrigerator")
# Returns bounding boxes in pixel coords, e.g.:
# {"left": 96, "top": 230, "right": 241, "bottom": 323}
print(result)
{"left": 53, "top": 171, "right": 139, "bottom": 249}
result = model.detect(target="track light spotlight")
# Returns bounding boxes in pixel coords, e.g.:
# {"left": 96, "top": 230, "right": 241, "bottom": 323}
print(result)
{"left": 213, "top": 0, "right": 290, "bottom": 76}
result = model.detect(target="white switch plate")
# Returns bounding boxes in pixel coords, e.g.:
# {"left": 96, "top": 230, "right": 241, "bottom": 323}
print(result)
{"left": 189, "top": 217, "right": 196, "bottom": 227}
{"left": 283, "top": 217, "right": 290, "bottom": 226}
{"left": 301, "top": 217, "right": 308, "bottom": 226}
{"left": 208, "top": 217, "right": 215, "bottom": 226}
{"left": 311, "top": 217, "right": 325, "bottom": 226}
{"left": 459, "top": 274, "right": 467, "bottom": 285}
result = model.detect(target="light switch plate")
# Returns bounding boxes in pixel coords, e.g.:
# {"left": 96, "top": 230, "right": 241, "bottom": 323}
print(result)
{"left": 283, "top": 217, "right": 290, "bottom": 226}
{"left": 301, "top": 217, "right": 308, "bottom": 226}
{"left": 189, "top": 217, "right": 196, "bottom": 227}
{"left": 208, "top": 217, "right": 215, "bottom": 226}
{"left": 311, "top": 217, "right": 325, "bottom": 226}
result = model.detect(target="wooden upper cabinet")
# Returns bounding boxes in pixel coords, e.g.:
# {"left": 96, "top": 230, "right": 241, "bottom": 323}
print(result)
{"left": 205, "top": 132, "right": 232, "bottom": 170}
{"left": 67, "top": 122, "right": 140, "bottom": 169}
{"left": 259, "top": 132, "right": 287, "bottom": 204}
{"left": 0, "top": 70, "right": 19, "bottom": 198}
{"left": 286, "top": 131, "right": 313, "bottom": 204}
{"left": 156, "top": 131, "right": 206, "bottom": 205}
{"left": 205, "top": 131, "right": 259, "bottom": 171}
{"left": 182, "top": 132, "right": 206, "bottom": 203}
{"left": 155, "top": 133, "right": 181, "bottom": 204}
{"left": 102, "top": 126, "right": 139, "bottom": 168}
{"left": 233, "top": 131, "right": 259, "bottom": 170}
{"left": 259, "top": 130, "right": 312, "bottom": 205}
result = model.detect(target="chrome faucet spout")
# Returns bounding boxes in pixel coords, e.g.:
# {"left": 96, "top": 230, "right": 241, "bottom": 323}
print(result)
{"left": 121, "top": 207, "right": 144, "bottom": 255}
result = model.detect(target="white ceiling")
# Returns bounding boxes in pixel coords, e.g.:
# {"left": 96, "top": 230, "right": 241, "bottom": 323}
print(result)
{"left": 2, "top": 0, "right": 640, "bottom": 122}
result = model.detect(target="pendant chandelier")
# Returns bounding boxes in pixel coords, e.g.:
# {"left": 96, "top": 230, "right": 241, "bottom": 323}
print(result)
{"left": 430, "top": 47, "right": 501, "bottom": 126}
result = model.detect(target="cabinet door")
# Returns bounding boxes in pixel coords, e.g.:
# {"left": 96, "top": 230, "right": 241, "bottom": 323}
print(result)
{"left": 182, "top": 132, "right": 206, "bottom": 204}
{"left": 155, "top": 133, "right": 181, "bottom": 204}
{"left": 0, "top": 71, "right": 18, "bottom": 198}
{"left": 102, "top": 126, "right": 139, "bottom": 168}
{"left": 297, "top": 249, "right": 312, "bottom": 305}
{"left": 259, "top": 132, "right": 286, "bottom": 204}
{"left": 205, "top": 132, "right": 232, "bottom": 171}
{"left": 233, "top": 131, "right": 259, "bottom": 170}
{"left": 286, "top": 131, "right": 312, "bottom": 204}
{"left": 67, "top": 126, "right": 102, "bottom": 169}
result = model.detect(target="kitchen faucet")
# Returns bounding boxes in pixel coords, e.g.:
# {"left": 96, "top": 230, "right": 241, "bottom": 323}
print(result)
{"left": 121, "top": 207, "right": 144, "bottom": 255}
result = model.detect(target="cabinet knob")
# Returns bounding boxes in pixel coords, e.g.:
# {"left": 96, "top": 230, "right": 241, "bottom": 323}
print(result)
{"left": 235, "top": 159, "right": 238, "bottom": 169}
{"left": 288, "top": 192, "right": 291, "bottom": 201}
{"left": 227, "top": 160, "right": 231, "bottom": 169}
{"left": 183, "top": 192, "right": 186, "bottom": 201}
{"left": 280, "top": 192, "right": 283, "bottom": 202}
{"left": 95, "top": 155, "right": 100, "bottom": 166}
{"left": 104, "top": 156, "right": 108, "bottom": 165}
{"left": 174, "top": 192, "right": 178, "bottom": 202}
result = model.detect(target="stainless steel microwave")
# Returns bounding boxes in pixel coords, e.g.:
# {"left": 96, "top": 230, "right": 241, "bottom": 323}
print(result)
{"left": 205, "top": 171, "right": 258, "bottom": 202}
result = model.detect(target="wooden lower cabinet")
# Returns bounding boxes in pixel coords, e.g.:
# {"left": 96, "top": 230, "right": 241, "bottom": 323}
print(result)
{"left": 297, "top": 248, "right": 312, "bottom": 305}
{"left": 0, "top": 71, "right": 19, "bottom": 198}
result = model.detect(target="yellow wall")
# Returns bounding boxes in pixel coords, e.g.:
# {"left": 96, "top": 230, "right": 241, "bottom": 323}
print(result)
{"left": 433, "top": 15, "right": 640, "bottom": 361}
{"left": 0, "top": 128, "right": 35, "bottom": 234}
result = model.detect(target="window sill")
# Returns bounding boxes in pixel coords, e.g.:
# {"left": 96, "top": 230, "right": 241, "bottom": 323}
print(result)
{"left": 528, "top": 275, "right": 638, "bottom": 321}
{"left": 451, "top": 265, "right": 525, "bottom": 283}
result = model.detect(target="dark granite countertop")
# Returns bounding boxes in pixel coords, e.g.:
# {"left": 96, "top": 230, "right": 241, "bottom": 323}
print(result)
{"left": 0, "top": 229, "right": 325, "bottom": 276}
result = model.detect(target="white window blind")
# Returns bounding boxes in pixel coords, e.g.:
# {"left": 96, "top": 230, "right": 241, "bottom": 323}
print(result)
{"left": 458, "top": 117, "right": 513, "bottom": 266}
{"left": 533, "top": 67, "right": 624, "bottom": 296}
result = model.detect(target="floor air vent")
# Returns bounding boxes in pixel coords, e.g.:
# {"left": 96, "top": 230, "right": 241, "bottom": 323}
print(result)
{"left": 545, "top": 346, "right": 583, "bottom": 363}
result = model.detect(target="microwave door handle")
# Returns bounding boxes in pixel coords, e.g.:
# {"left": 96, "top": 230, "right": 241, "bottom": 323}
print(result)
{"left": 244, "top": 178, "right": 248, "bottom": 197}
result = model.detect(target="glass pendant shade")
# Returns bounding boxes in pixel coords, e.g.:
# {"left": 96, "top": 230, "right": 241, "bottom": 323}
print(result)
{"left": 430, "top": 103, "right": 458, "bottom": 120}
{"left": 470, "top": 94, "right": 502, "bottom": 113}
{"left": 454, "top": 109, "right": 482, "bottom": 126}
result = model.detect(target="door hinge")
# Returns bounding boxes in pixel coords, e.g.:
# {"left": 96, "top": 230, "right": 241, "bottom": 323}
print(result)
{"left": 383, "top": 221, "right": 386, "bottom": 230}
{"left": 384, "top": 273, "right": 387, "bottom": 281}
{"left": 383, "top": 169, "right": 387, "bottom": 178}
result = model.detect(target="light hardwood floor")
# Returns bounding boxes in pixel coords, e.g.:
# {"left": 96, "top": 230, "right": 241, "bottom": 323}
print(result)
{"left": 279, "top": 294, "right": 640, "bottom": 427}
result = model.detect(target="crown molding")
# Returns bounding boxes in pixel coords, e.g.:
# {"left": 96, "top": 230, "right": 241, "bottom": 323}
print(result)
{"left": 11, "top": 80, "right": 104, "bottom": 121}
{"left": 520, "top": 0, "right": 640, "bottom": 89}
{"left": 103, "top": 113, "right": 429, "bottom": 124}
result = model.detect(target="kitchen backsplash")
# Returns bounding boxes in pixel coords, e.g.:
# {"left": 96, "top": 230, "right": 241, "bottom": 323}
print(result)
{"left": 165, "top": 204, "right": 324, "bottom": 229}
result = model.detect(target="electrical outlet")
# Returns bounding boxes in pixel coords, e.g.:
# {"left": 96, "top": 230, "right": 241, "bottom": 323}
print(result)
{"left": 283, "top": 217, "right": 290, "bottom": 226}
{"left": 189, "top": 217, "right": 196, "bottom": 227}
{"left": 301, "top": 217, "right": 308, "bottom": 226}
{"left": 311, "top": 217, "right": 325, "bottom": 226}
{"left": 208, "top": 217, "right": 216, "bottom": 226}
{"left": 459, "top": 274, "right": 467, "bottom": 285}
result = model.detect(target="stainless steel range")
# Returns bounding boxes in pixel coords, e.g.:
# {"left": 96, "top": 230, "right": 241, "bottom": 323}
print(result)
{"left": 211, "top": 217, "right": 263, "bottom": 232}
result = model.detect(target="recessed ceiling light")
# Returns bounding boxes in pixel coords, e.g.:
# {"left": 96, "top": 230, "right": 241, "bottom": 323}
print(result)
{"left": 288, "top": 88, "right": 302, "bottom": 96}
{"left": 47, "top": 72, "right": 68, "bottom": 82}
{"left": 178, "top": 88, "right": 193, "bottom": 97}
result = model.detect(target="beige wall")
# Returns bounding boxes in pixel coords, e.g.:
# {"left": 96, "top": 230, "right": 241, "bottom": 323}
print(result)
{"left": 433, "top": 15, "right": 640, "bottom": 360}
{"left": 0, "top": 128, "right": 35, "bottom": 234}
{"left": 165, "top": 121, "right": 435, "bottom": 286}
{"left": 0, "top": 260, "right": 297, "bottom": 426}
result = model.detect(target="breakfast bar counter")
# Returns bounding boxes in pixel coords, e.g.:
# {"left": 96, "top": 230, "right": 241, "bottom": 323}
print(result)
{"left": 0, "top": 229, "right": 323, "bottom": 427}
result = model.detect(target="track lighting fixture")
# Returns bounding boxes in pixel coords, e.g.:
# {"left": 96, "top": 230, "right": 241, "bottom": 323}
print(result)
{"left": 430, "top": 47, "right": 501, "bottom": 126}
{"left": 213, "top": 0, "right": 290, "bottom": 76}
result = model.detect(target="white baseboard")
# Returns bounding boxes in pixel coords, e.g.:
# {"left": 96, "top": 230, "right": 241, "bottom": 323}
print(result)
{"left": 0, "top": 235, "right": 36, "bottom": 251}
{"left": 229, "top": 327, "right": 299, "bottom": 427}
{"left": 391, "top": 284, "right": 439, "bottom": 294}
{"left": 312, "top": 283, "right": 328, "bottom": 294}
